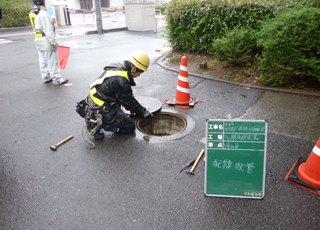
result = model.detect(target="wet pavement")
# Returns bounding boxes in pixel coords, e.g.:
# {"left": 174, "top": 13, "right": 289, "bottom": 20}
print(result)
{"left": 0, "top": 13, "right": 320, "bottom": 230}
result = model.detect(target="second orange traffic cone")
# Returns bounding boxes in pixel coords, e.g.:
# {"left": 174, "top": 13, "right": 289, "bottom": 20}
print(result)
{"left": 164, "top": 56, "right": 199, "bottom": 109}
{"left": 286, "top": 137, "right": 320, "bottom": 195}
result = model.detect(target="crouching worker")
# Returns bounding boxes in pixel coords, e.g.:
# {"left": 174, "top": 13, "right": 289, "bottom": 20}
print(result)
{"left": 76, "top": 50, "right": 153, "bottom": 139}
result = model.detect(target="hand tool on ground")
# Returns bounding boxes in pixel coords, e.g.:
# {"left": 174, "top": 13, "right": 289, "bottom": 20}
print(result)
{"left": 179, "top": 159, "right": 196, "bottom": 173}
{"left": 185, "top": 149, "right": 205, "bottom": 175}
{"left": 50, "top": 135, "right": 73, "bottom": 151}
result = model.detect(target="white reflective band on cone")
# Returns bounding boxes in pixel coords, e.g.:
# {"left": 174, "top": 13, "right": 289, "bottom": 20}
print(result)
{"left": 178, "top": 75, "right": 188, "bottom": 82}
{"left": 312, "top": 145, "right": 320, "bottom": 156}
{"left": 180, "top": 65, "right": 187, "bottom": 72}
{"left": 177, "top": 85, "right": 190, "bottom": 93}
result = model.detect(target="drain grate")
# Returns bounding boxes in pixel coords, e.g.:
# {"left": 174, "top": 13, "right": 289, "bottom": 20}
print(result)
{"left": 137, "top": 112, "right": 186, "bottom": 136}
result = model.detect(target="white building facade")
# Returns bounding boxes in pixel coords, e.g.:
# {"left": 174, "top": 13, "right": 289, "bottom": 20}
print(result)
{"left": 45, "top": 0, "right": 124, "bottom": 10}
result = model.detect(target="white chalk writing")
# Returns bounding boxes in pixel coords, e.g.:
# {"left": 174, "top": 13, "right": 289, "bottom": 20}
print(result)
{"left": 212, "top": 159, "right": 255, "bottom": 173}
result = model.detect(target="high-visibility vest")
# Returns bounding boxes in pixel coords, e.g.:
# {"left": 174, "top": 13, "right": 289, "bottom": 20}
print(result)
{"left": 89, "top": 70, "right": 130, "bottom": 106}
{"left": 29, "top": 6, "right": 54, "bottom": 37}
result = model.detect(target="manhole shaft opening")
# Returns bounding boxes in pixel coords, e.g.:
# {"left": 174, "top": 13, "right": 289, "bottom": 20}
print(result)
{"left": 137, "top": 112, "right": 187, "bottom": 136}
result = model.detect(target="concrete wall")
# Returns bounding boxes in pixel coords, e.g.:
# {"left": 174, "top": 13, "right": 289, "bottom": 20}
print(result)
{"left": 110, "top": 0, "right": 124, "bottom": 7}
{"left": 46, "top": 0, "right": 124, "bottom": 11}
{"left": 125, "top": 3, "right": 155, "bottom": 31}
{"left": 46, "top": 0, "right": 81, "bottom": 9}
{"left": 46, "top": 0, "right": 123, "bottom": 10}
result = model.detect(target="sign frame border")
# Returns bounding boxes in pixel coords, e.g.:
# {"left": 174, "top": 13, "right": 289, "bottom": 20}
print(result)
{"left": 204, "top": 119, "right": 268, "bottom": 199}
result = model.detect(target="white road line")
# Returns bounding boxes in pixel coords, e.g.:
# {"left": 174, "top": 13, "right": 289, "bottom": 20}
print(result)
{"left": 0, "top": 38, "right": 13, "bottom": 44}
{"left": 0, "top": 32, "right": 32, "bottom": 37}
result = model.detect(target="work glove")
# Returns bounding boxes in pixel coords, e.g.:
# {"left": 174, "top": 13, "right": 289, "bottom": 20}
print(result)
{"left": 143, "top": 110, "right": 153, "bottom": 118}
{"left": 53, "top": 43, "right": 59, "bottom": 49}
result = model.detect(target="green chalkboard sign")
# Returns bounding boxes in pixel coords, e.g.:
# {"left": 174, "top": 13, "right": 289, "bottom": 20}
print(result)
{"left": 204, "top": 120, "right": 267, "bottom": 199}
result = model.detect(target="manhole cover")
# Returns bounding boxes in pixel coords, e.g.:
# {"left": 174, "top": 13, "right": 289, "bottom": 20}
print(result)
{"left": 123, "top": 96, "right": 162, "bottom": 115}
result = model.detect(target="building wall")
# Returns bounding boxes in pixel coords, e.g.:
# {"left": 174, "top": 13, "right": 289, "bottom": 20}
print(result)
{"left": 125, "top": 3, "right": 155, "bottom": 31}
{"left": 46, "top": 0, "right": 81, "bottom": 9}
{"left": 101, "top": 0, "right": 110, "bottom": 8}
{"left": 46, "top": 0, "right": 123, "bottom": 10}
{"left": 110, "top": 0, "right": 123, "bottom": 7}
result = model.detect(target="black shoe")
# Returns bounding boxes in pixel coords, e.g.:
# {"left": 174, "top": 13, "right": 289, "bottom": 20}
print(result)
{"left": 104, "top": 125, "right": 117, "bottom": 132}
{"left": 44, "top": 79, "right": 53, "bottom": 83}
{"left": 94, "top": 131, "right": 105, "bottom": 139}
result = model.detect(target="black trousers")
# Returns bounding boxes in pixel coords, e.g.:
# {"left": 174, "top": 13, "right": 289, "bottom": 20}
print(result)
{"left": 87, "top": 96, "right": 136, "bottom": 134}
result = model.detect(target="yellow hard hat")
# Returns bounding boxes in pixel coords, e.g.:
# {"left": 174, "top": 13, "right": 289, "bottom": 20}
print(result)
{"left": 129, "top": 50, "right": 150, "bottom": 72}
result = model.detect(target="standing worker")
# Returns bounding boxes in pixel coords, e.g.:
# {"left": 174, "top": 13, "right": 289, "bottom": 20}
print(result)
{"left": 29, "top": 0, "right": 68, "bottom": 85}
{"left": 77, "top": 50, "right": 153, "bottom": 139}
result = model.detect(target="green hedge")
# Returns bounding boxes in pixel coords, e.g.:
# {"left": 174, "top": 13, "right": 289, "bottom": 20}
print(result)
{"left": 257, "top": 6, "right": 320, "bottom": 83}
{"left": 212, "top": 27, "right": 258, "bottom": 65}
{"left": 165, "top": 0, "right": 320, "bottom": 53}
{"left": 165, "top": 0, "right": 320, "bottom": 84}
{"left": 0, "top": 0, "right": 33, "bottom": 28}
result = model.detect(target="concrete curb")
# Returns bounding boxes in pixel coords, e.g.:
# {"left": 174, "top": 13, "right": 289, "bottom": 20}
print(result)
{"left": 157, "top": 53, "right": 320, "bottom": 98}
{"left": 85, "top": 27, "right": 128, "bottom": 35}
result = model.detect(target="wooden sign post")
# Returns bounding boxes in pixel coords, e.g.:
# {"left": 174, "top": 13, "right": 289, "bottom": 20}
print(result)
{"left": 205, "top": 120, "right": 267, "bottom": 199}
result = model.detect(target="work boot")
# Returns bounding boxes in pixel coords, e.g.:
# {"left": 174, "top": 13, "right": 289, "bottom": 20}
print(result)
{"left": 104, "top": 125, "right": 117, "bottom": 132}
{"left": 53, "top": 78, "right": 68, "bottom": 85}
{"left": 44, "top": 78, "right": 53, "bottom": 83}
{"left": 94, "top": 129, "right": 105, "bottom": 139}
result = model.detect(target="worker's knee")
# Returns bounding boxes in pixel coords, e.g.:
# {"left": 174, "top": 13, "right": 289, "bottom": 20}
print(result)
{"left": 118, "top": 121, "right": 135, "bottom": 134}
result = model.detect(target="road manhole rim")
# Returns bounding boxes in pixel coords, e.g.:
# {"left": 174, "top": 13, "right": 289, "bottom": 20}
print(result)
{"left": 137, "top": 111, "right": 187, "bottom": 136}
{"left": 134, "top": 109, "right": 195, "bottom": 142}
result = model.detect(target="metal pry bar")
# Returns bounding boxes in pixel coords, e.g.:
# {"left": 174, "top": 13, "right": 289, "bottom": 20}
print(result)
{"left": 185, "top": 149, "right": 205, "bottom": 174}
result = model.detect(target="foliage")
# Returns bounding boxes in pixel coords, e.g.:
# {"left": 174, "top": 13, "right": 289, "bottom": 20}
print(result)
{"left": 155, "top": 5, "right": 166, "bottom": 14}
{"left": 165, "top": 0, "right": 317, "bottom": 53}
{"left": 165, "top": 0, "right": 320, "bottom": 85}
{"left": 0, "top": 0, "right": 33, "bottom": 28}
{"left": 212, "top": 27, "right": 258, "bottom": 65}
{"left": 257, "top": 6, "right": 320, "bottom": 83}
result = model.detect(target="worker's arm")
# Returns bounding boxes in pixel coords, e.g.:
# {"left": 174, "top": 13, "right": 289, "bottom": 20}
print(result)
{"left": 40, "top": 12, "right": 59, "bottom": 48}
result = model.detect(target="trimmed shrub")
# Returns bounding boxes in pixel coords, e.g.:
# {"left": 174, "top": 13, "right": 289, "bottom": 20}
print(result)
{"left": 257, "top": 6, "right": 320, "bottom": 82}
{"left": 165, "top": 0, "right": 316, "bottom": 53}
{"left": 0, "top": 0, "right": 33, "bottom": 28}
{"left": 155, "top": 5, "right": 166, "bottom": 14}
{"left": 212, "top": 27, "right": 259, "bottom": 65}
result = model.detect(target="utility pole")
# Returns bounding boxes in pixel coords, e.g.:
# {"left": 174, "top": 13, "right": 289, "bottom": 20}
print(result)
{"left": 95, "top": 0, "right": 103, "bottom": 34}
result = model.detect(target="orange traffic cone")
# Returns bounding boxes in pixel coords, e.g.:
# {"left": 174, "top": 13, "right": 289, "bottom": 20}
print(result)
{"left": 286, "top": 137, "right": 320, "bottom": 195}
{"left": 164, "top": 56, "right": 199, "bottom": 109}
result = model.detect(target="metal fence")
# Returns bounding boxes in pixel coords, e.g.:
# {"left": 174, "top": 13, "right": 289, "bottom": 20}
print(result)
{"left": 124, "top": 0, "right": 155, "bottom": 3}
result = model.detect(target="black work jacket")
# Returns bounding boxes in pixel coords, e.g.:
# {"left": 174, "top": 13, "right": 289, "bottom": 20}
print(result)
{"left": 89, "top": 61, "right": 146, "bottom": 115}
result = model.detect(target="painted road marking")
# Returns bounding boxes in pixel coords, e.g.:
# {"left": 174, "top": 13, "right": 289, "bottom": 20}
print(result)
{"left": 0, "top": 38, "right": 13, "bottom": 44}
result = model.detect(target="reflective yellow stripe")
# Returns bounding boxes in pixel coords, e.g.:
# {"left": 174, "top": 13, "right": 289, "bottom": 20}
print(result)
{"left": 89, "top": 70, "right": 129, "bottom": 89}
{"left": 89, "top": 70, "right": 129, "bottom": 106}
{"left": 29, "top": 12, "right": 37, "bottom": 31}
{"left": 90, "top": 88, "right": 105, "bottom": 106}
{"left": 29, "top": 7, "right": 54, "bottom": 37}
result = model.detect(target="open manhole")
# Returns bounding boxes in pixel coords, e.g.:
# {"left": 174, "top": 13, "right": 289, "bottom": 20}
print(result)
{"left": 137, "top": 112, "right": 187, "bottom": 136}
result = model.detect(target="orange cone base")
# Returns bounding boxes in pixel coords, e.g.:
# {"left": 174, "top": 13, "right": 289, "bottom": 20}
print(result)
{"left": 298, "top": 162, "right": 320, "bottom": 187}
{"left": 164, "top": 98, "right": 199, "bottom": 109}
{"left": 286, "top": 157, "right": 320, "bottom": 196}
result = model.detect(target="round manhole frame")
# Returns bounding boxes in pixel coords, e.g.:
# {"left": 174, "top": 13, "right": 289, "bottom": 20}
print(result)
{"left": 134, "top": 108, "right": 196, "bottom": 142}
{"left": 137, "top": 111, "right": 187, "bottom": 136}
